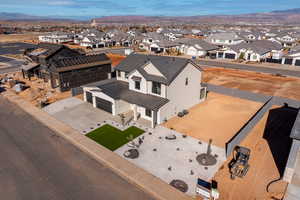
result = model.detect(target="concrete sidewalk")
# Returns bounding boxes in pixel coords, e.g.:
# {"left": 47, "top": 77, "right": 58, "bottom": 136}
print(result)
{"left": 2, "top": 91, "right": 191, "bottom": 200}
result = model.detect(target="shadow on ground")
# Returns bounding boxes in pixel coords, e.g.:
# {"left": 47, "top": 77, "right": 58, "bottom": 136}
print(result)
{"left": 0, "top": 87, "right": 6, "bottom": 93}
{"left": 263, "top": 105, "right": 299, "bottom": 177}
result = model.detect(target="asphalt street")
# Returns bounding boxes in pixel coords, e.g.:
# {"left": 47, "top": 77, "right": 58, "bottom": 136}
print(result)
{"left": 0, "top": 95, "right": 154, "bottom": 200}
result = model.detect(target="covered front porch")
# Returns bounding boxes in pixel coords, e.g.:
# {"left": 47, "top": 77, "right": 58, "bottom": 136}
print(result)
{"left": 82, "top": 79, "right": 169, "bottom": 128}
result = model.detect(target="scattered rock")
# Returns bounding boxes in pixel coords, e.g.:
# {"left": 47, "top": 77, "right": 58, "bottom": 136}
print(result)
{"left": 153, "top": 148, "right": 157, "bottom": 151}
{"left": 190, "top": 170, "right": 194, "bottom": 175}
{"left": 165, "top": 134, "right": 176, "bottom": 140}
{"left": 168, "top": 166, "right": 172, "bottom": 171}
{"left": 169, "top": 180, "right": 188, "bottom": 193}
{"left": 123, "top": 149, "right": 139, "bottom": 159}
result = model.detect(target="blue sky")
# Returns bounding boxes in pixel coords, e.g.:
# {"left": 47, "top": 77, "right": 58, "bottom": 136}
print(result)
{"left": 0, "top": 0, "right": 299, "bottom": 19}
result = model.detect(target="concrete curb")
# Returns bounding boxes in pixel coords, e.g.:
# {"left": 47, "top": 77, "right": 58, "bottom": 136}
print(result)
{"left": 2, "top": 91, "right": 191, "bottom": 200}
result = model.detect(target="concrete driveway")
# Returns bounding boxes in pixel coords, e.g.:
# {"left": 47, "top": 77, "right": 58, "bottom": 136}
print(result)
{"left": 43, "top": 97, "right": 114, "bottom": 134}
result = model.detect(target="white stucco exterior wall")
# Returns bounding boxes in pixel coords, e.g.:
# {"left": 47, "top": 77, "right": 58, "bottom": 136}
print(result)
{"left": 158, "top": 63, "right": 202, "bottom": 123}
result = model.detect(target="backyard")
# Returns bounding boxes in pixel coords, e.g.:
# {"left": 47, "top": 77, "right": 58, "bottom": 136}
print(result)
{"left": 86, "top": 124, "right": 145, "bottom": 151}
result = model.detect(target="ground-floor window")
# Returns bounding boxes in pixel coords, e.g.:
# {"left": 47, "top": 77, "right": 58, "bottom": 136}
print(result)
{"left": 200, "top": 88, "right": 206, "bottom": 100}
{"left": 145, "top": 109, "right": 152, "bottom": 117}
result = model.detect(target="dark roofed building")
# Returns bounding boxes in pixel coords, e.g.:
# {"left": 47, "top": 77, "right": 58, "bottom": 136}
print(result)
{"left": 22, "top": 44, "right": 112, "bottom": 92}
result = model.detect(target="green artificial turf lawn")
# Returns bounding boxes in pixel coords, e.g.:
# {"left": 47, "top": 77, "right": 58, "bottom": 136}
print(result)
{"left": 86, "top": 124, "right": 144, "bottom": 151}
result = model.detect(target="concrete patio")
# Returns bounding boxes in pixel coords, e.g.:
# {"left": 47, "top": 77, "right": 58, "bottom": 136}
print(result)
{"left": 115, "top": 125, "right": 226, "bottom": 196}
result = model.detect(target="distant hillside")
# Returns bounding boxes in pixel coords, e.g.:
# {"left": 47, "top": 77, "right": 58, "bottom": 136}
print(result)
{"left": 0, "top": 12, "right": 78, "bottom": 21}
{"left": 93, "top": 8, "right": 300, "bottom": 24}
{"left": 271, "top": 8, "right": 300, "bottom": 14}
{"left": 0, "top": 12, "right": 44, "bottom": 20}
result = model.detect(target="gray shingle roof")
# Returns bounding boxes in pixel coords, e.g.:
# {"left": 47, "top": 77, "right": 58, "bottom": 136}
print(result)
{"left": 93, "top": 79, "right": 169, "bottom": 111}
{"left": 230, "top": 40, "right": 283, "bottom": 55}
{"left": 51, "top": 53, "right": 110, "bottom": 68}
{"left": 176, "top": 38, "right": 218, "bottom": 51}
{"left": 115, "top": 53, "right": 202, "bottom": 85}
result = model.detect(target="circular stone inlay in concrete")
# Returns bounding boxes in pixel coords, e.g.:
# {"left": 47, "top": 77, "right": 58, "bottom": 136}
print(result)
{"left": 123, "top": 149, "right": 139, "bottom": 159}
{"left": 169, "top": 180, "right": 188, "bottom": 193}
{"left": 196, "top": 153, "right": 217, "bottom": 166}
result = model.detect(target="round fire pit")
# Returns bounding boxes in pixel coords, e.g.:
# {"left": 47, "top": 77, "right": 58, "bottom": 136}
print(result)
{"left": 196, "top": 153, "right": 217, "bottom": 166}
{"left": 123, "top": 149, "right": 139, "bottom": 159}
{"left": 169, "top": 179, "right": 188, "bottom": 193}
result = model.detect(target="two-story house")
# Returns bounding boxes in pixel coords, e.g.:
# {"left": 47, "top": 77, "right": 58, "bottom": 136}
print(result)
{"left": 82, "top": 54, "right": 206, "bottom": 128}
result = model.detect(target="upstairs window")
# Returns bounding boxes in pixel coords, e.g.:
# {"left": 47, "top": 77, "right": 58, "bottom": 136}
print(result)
{"left": 185, "top": 78, "right": 188, "bottom": 86}
{"left": 135, "top": 81, "right": 140, "bottom": 90}
{"left": 152, "top": 81, "right": 161, "bottom": 95}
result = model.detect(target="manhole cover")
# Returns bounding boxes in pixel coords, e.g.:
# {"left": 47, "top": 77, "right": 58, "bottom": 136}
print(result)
{"left": 169, "top": 180, "right": 188, "bottom": 193}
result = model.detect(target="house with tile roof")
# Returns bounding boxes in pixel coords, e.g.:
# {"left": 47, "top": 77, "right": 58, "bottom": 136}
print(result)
{"left": 82, "top": 54, "right": 206, "bottom": 128}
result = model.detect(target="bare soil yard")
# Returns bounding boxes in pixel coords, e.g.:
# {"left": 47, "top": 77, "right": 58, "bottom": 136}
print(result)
{"left": 203, "top": 67, "right": 300, "bottom": 101}
{"left": 163, "top": 92, "right": 262, "bottom": 148}
{"left": 0, "top": 33, "right": 39, "bottom": 43}
{"left": 213, "top": 105, "right": 298, "bottom": 200}
{"left": 2, "top": 72, "right": 71, "bottom": 107}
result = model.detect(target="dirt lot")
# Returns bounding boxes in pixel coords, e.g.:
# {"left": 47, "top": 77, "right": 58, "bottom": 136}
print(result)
{"left": 1, "top": 72, "right": 71, "bottom": 107}
{"left": 106, "top": 53, "right": 126, "bottom": 67}
{"left": 0, "top": 33, "right": 39, "bottom": 43}
{"left": 203, "top": 67, "right": 300, "bottom": 101}
{"left": 213, "top": 105, "right": 298, "bottom": 200}
{"left": 163, "top": 92, "right": 262, "bottom": 148}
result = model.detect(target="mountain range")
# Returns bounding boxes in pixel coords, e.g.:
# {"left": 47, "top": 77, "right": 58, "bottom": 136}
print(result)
{"left": 1, "top": 8, "right": 300, "bottom": 24}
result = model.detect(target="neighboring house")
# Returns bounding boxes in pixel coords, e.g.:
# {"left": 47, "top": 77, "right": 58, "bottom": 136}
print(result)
{"left": 214, "top": 40, "right": 283, "bottom": 62}
{"left": 237, "top": 31, "right": 263, "bottom": 42}
{"left": 22, "top": 44, "right": 112, "bottom": 92}
{"left": 75, "top": 29, "right": 107, "bottom": 48}
{"left": 142, "top": 32, "right": 165, "bottom": 45}
{"left": 273, "top": 33, "right": 298, "bottom": 48}
{"left": 80, "top": 36, "right": 106, "bottom": 48}
{"left": 232, "top": 40, "right": 283, "bottom": 62}
{"left": 282, "top": 45, "right": 300, "bottom": 66}
{"left": 39, "top": 32, "right": 74, "bottom": 44}
{"left": 149, "top": 40, "right": 179, "bottom": 53}
{"left": 206, "top": 32, "right": 244, "bottom": 47}
{"left": 82, "top": 54, "right": 206, "bottom": 128}
{"left": 177, "top": 38, "right": 219, "bottom": 57}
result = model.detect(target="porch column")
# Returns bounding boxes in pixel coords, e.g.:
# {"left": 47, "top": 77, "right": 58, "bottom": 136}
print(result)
{"left": 133, "top": 105, "right": 138, "bottom": 121}
{"left": 292, "top": 59, "right": 296, "bottom": 66}
{"left": 281, "top": 58, "right": 285, "bottom": 65}
{"left": 92, "top": 95, "right": 96, "bottom": 108}
{"left": 152, "top": 110, "right": 157, "bottom": 128}
{"left": 83, "top": 90, "right": 87, "bottom": 102}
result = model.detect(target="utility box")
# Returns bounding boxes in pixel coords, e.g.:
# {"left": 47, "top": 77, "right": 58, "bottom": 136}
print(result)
{"left": 196, "top": 179, "right": 219, "bottom": 200}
